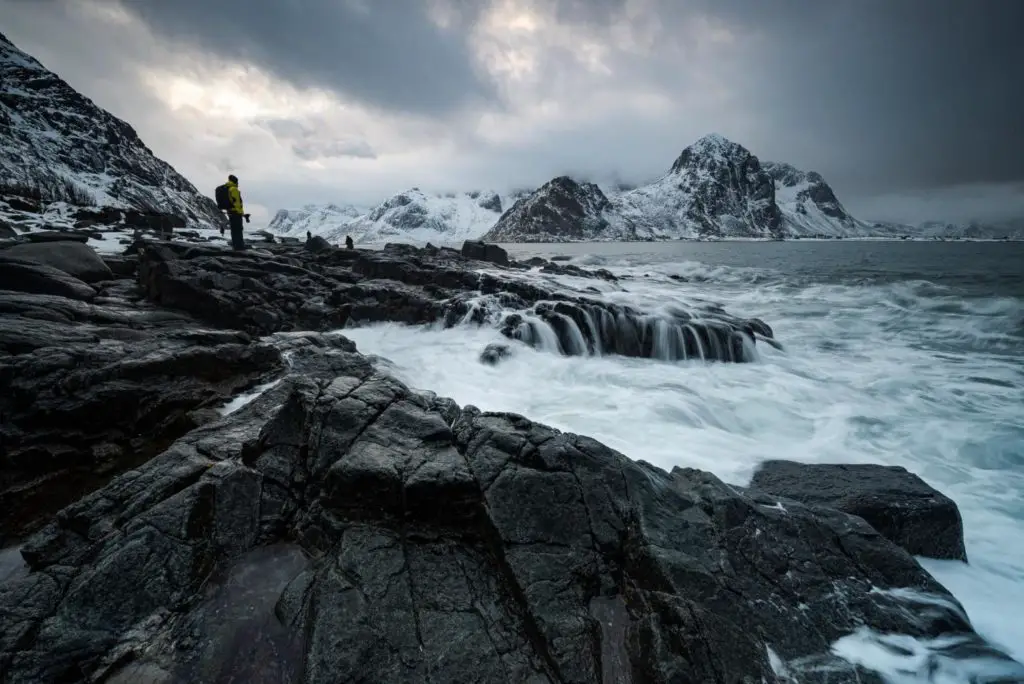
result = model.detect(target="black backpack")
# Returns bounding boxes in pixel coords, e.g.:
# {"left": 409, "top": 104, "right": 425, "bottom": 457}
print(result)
{"left": 214, "top": 183, "right": 231, "bottom": 211}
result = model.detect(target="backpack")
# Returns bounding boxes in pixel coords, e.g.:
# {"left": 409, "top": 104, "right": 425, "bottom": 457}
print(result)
{"left": 215, "top": 183, "right": 231, "bottom": 211}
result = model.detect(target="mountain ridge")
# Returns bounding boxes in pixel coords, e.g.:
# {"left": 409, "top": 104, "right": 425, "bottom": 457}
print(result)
{"left": 0, "top": 31, "right": 221, "bottom": 228}
{"left": 482, "top": 134, "right": 891, "bottom": 242}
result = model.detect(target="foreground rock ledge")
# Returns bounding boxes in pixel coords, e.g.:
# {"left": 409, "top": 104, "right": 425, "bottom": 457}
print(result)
{"left": 749, "top": 459, "right": 968, "bottom": 562}
{"left": 1, "top": 335, "right": 1018, "bottom": 684}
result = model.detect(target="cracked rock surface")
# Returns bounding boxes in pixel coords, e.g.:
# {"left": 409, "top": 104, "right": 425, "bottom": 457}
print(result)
{"left": 1, "top": 333, "right": 1018, "bottom": 683}
{"left": 1, "top": 237, "right": 1020, "bottom": 683}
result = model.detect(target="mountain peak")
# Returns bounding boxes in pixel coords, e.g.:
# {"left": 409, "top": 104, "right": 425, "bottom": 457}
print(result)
{"left": 0, "top": 32, "right": 221, "bottom": 226}
{"left": 669, "top": 134, "right": 753, "bottom": 176}
{"left": 691, "top": 132, "right": 736, "bottom": 150}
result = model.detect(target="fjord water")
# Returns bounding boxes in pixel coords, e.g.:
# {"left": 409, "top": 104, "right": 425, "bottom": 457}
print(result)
{"left": 343, "top": 240, "right": 1024, "bottom": 674}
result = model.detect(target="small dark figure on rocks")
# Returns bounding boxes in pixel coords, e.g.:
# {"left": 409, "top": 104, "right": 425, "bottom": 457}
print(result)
{"left": 214, "top": 175, "right": 250, "bottom": 251}
{"left": 345, "top": 235, "right": 354, "bottom": 249}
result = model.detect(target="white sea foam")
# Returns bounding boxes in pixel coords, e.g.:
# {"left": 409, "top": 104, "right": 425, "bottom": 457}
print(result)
{"left": 342, "top": 244, "right": 1024, "bottom": 676}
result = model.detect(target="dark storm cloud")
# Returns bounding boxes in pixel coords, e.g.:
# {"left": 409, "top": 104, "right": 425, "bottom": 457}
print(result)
{"left": 550, "top": 0, "right": 1024, "bottom": 195}
{"left": 71, "top": 0, "right": 494, "bottom": 116}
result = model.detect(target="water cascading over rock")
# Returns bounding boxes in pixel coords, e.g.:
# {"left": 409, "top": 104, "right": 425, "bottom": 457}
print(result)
{"left": 443, "top": 293, "right": 774, "bottom": 363}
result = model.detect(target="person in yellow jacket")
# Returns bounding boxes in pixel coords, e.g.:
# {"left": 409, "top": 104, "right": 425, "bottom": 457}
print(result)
{"left": 224, "top": 174, "right": 249, "bottom": 250}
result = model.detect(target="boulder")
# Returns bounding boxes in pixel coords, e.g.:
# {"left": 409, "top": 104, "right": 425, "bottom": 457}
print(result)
{"left": 0, "top": 257, "right": 96, "bottom": 301}
{"left": 0, "top": 220, "right": 15, "bottom": 239}
{"left": 461, "top": 239, "right": 509, "bottom": 266}
{"left": 3, "top": 240, "right": 113, "bottom": 282}
{"left": 6, "top": 197, "right": 40, "bottom": 213}
{"left": 479, "top": 342, "right": 512, "bottom": 365}
{"left": 748, "top": 460, "right": 968, "bottom": 562}
{"left": 305, "top": 234, "right": 331, "bottom": 252}
{"left": 0, "top": 350, "right": 1018, "bottom": 683}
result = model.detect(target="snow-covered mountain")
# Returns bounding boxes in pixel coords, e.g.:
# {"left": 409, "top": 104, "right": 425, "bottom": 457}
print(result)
{"left": 483, "top": 134, "right": 893, "bottom": 242}
{"left": 268, "top": 203, "right": 369, "bottom": 237}
{"left": 0, "top": 32, "right": 221, "bottom": 227}
{"left": 271, "top": 189, "right": 521, "bottom": 245}
{"left": 915, "top": 219, "right": 1024, "bottom": 240}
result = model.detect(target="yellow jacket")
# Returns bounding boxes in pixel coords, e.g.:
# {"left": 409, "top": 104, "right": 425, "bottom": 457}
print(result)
{"left": 226, "top": 180, "right": 244, "bottom": 215}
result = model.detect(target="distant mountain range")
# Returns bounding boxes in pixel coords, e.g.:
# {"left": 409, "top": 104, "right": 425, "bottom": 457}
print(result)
{"left": 277, "top": 135, "right": 1022, "bottom": 244}
{"left": 0, "top": 32, "right": 221, "bottom": 228}
{"left": 268, "top": 189, "right": 531, "bottom": 244}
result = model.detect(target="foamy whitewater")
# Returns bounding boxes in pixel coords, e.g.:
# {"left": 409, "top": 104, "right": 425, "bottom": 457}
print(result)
{"left": 336, "top": 240, "right": 1024, "bottom": 681}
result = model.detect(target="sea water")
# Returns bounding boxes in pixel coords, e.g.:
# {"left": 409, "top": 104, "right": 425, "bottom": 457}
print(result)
{"left": 342, "top": 240, "right": 1024, "bottom": 678}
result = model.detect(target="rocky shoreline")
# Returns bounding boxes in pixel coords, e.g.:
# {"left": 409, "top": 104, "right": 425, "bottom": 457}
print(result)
{"left": 1, "top": 233, "right": 1021, "bottom": 683}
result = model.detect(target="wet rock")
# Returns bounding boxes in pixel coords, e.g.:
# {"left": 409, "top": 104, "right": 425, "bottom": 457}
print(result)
{"left": 25, "top": 230, "right": 89, "bottom": 243}
{"left": 461, "top": 239, "right": 509, "bottom": 266}
{"left": 0, "top": 257, "right": 97, "bottom": 301}
{"left": 3, "top": 240, "right": 113, "bottom": 282}
{"left": 0, "top": 288, "right": 285, "bottom": 544}
{"left": 6, "top": 197, "right": 40, "bottom": 213}
{"left": 749, "top": 460, "right": 968, "bottom": 562}
{"left": 479, "top": 342, "right": 512, "bottom": 365}
{"left": 102, "top": 255, "right": 138, "bottom": 278}
{"left": 0, "top": 352, "right": 1017, "bottom": 683}
{"left": 132, "top": 238, "right": 769, "bottom": 364}
{"left": 0, "top": 220, "right": 15, "bottom": 240}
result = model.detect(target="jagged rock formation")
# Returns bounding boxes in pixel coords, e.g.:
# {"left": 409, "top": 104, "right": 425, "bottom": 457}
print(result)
{"left": 1, "top": 235, "right": 1021, "bottom": 682}
{"left": 0, "top": 233, "right": 771, "bottom": 545}
{"left": 0, "top": 32, "right": 221, "bottom": 227}
{"left": 2, "top": 333, "right": 1021, "bottom": 682}
{"left": 133, "top": 239, "right": 770, "bottom": 363}
{"left": 483, "top": 134, "right": 891, "bottom": 242}
{"left": 0, "top": 248, "right": 284, "bottom": 543}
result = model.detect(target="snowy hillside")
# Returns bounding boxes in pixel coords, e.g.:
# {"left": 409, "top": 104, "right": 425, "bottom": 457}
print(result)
{"left": 0, "top": 32, "right": 221, "bottom": 227}
{"left": 268, "top": 204, "right": 369, "bottom": 238}
{"left": 484, "top": 135, "right": 900, "bottom": 242}
{"left": 761, "top": 161, "right": 875, "bottom": 237}
{"left": 271, "top": 189, "right": 519, "bottom": 245}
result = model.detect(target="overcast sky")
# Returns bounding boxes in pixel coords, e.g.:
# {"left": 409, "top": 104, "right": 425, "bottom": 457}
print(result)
{"left": 3, "top": 0, "right": 1023, "bottom": 224}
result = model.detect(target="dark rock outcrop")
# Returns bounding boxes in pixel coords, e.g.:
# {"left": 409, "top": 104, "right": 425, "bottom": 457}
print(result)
{"left": 0, "top": 285, "right": 284, "bottom": 544}
{"left": 461, "top": 239, "right": 509, "bottom": 266}
{"left": 1, "top": 343, "right": 1019, "bottom": 683}
{"left": 0, "top": 221, "right": 15, "bottom": 240}
{"left": 0, "top": 257, "right": 97, "bottom": 301}
{"left": 749, "top": 460, "right": 969, "bottom": 562}
{"left": 304, "top": 234, "right": 331, "bottom": 252}
{"left": 134, "top": 239, "right": 771, "bottom": 363}
{"left": 483, "top": 176, "right": 612, "bottom": 242}
{"left": 2, "top": 240, "right": 113, "bottom": 282}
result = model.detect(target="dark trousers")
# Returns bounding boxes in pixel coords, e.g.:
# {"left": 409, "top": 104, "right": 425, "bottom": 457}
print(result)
{"left": 228, "top": 213, "right": 245, "bottom": 250}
